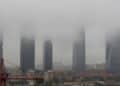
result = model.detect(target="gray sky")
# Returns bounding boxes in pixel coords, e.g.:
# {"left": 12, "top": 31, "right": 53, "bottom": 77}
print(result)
{"left": 0, "top": 0, "right": 120, "bottom": 67}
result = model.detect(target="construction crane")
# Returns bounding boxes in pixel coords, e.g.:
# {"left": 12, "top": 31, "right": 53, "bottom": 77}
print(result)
{"left": 0, "top": 57, "right": 44, "bottom": 86}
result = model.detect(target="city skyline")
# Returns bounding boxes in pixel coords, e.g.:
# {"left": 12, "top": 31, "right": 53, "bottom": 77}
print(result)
{"left": 1, "top": 0, "right": 120, "bottom": 66}
{"left": 1, "top": 0, "right": 120, "bottom": 85}
{"left": 2, "top": 28, "right": 105, "bottom": 67}
{"left": 1, "top": 29, "right": 119, "bottom": 72}
{"left": 0, "top": 27, "right": 104, "bottom": 68}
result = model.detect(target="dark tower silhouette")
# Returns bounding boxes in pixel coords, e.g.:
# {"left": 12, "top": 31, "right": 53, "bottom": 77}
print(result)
{"left": 20, "top": 36, "right": 35, "bottom": 72}
{"left": 106, "top": 30, "right": 120, "bottom": 73}
{"left": 72, "top": 27, "right": 86, "bottom": 73}
{"left": 106, "top": 39, "right": 110, "bottom": 72}
{"left": 43, "top": 40, "right": 53, "bottom": 71}
{"left": 0, "top": 31, "right": 3, "bottom": 58}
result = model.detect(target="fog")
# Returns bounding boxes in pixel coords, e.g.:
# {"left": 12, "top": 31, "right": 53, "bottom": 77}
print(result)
{"left": 0, "top": 0, "right": 120, "bottom": 67}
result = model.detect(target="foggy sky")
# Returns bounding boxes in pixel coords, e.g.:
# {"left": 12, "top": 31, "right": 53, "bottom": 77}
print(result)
{"left": 0, "top": 0, "right": 120, "bottom": 67}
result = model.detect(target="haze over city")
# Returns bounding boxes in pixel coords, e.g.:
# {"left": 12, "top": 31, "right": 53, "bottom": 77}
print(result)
{"left": 0, "top": 0, "right": 120, "bottom": 67}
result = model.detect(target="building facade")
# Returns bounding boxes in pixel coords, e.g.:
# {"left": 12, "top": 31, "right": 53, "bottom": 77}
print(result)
{"left": 20, "top": 37, "right": 35, "bottom": 72}
{"left": 43, "top": 40, "right": 53, "bottom": 71}
{"left": 0, "top": 31, "right": 3, "bottom": 58}
{"left": 72, "top": 28, "right": 86, "bottom": 73}
{"left": 106, "top": 31, "right": 120, "bottom": 73}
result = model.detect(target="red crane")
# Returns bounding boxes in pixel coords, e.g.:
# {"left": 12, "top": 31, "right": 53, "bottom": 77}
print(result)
{"left": 0, "top": 57, "right": 44, "bottom": 86}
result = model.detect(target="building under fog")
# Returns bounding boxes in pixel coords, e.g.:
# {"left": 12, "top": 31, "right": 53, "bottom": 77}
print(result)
{"left": 0, "top": 31, "right": 3, "bottom": 58}
{"left": 43, "top": 40, "right": 53, "bottom": 71}
{"left": 106, "top": 31, "right": 120, "bottom": 73}
{"left": 20, "top": 36, "right": 35, "bottom": 72}
{"left": 72, "top": 28, "right": 86, "bottom": 73}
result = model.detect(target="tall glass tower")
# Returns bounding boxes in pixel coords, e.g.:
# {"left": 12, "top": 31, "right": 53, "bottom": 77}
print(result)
{"left": 20, "top": 36, "right": 35, "bottom": 72}
{"left": 43, "top": 40, "right": 53, "bottom": 71}
{"left": 72, "top": 28, "right": 86, "bottom": 73}
{"left": 106, "top": 31, "right": 120, "bottom": 73}
{"left": 0, "top": 31, "right": 3, "bottom": 58}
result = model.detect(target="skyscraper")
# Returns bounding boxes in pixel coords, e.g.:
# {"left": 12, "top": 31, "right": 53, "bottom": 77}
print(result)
{"left": 0, "top": 31, "right": 3, "bottom": 58}
{"left": 106, "top": 39, "right": 110, "bottom": 72}
{"left": 106, "top": 31, "right": 120, "bottom": 73}
{"left": 43, "top": 40, "right": 53, "bottom": 71}
{"left": 72, "top": 28, "right": 86, "bottom": 73}
{"left": 20, "top": 36, "right": 35, "bottom": 72}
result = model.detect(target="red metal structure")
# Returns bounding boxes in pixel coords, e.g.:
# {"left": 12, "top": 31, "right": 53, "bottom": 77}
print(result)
{"left": 0, "top": 57, "right": 43, "bottom": 86}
